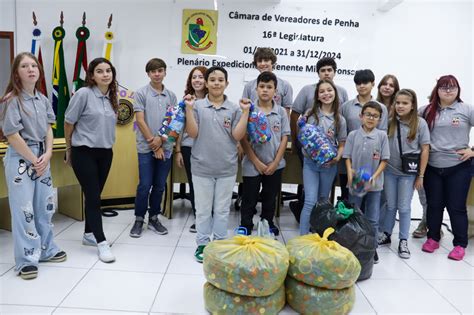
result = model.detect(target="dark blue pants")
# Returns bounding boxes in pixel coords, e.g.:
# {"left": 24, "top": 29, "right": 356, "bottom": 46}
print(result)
{"left": 424, "top": 160, "right": 471, "bottom": 248}
{"left": 135, "top": 152, "right": 172, "bottom": 218}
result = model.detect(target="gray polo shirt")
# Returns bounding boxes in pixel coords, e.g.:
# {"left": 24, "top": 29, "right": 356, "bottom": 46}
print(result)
{"left": 65, "top": 86, "right": 116, "bottom": 149}
{"left": 343, "top": 127, "right": 390, "bottom": 191}
{"left": 180, "top": 131, "right": 194, "bottom": 147}
{"left": 2, "top": 91, "right": 55, "bottom": 143}
{"left": 242, "top": 77, "right": 293, "bottom": 109}
{"left": 419, "top": 102, "right": 474, "bottom": 168}
{"left": 306, "top": 111, "right": 347, "bottom": 147}
{"left": 292, "top": 83, "right": 348, "bottom": 115}
{"left": 242, "top": 101, "right": 290, "bottom": 177}
{"left": 133, "top": 84, "right": 177, "bottom": 154}
{"left": 386, "top": 117, "right": 430, "bottom": 175}
{"left": 191, "top": 95, "right": 242, "bottom": 178}
{"left": 340, "top": 97, "right": 388, "bottom": 133}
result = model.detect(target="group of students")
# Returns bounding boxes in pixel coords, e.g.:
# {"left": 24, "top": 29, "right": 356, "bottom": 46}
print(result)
{"left": 1, "top": 48, "right": 473, "bottom": 280}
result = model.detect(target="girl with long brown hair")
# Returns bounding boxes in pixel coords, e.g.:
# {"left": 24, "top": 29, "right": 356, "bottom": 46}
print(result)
{"left": 64, "top": 57, "right": 118, "bottom": 263}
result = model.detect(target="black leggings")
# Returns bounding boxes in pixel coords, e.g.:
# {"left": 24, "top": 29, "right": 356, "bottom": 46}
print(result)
{"left": 71, "top": 146, "right": 113, "bottom": 243}
{"left": 181, "top": 146, "right": 196, "bottom": 215}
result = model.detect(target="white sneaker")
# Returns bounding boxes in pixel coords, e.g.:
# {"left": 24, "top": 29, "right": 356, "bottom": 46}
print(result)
{"left": 82, "top": 233, "right": 97, "bottom": 247}
{"left": 97, "top": 241, "right": 115, "bottom": 263}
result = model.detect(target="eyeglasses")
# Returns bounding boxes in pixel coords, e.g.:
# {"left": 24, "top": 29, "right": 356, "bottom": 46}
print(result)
{"left": 363, "top": 112, "right": 380, "bottom": 119}
{"left": 438, "top": 86, "right": 458, "bottom": 92}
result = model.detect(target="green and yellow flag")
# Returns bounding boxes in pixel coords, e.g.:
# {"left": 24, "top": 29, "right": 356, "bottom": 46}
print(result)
{"left": 51, "top": 14, "right": 70, "bottom": 138}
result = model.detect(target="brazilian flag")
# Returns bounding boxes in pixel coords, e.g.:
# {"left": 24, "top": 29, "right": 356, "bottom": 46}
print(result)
{"left": 52, "top": 25, "right": 70, "bottom": 138}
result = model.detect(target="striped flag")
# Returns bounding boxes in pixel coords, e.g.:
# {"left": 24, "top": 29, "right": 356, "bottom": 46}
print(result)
{"left": 51, "top": 21, "right": 70, "bottom": 138}
{"left": 31, "top": 14, "right": 47, "bottom": 96}
{"left": 72, "top": 22, "right": 90, "bottom": 94}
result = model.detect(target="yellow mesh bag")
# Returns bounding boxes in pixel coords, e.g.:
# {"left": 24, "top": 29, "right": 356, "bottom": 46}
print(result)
{"left": 286, "top": 227, "right": 361, "bottom": 289}
{"left": 285, "top": 276, "right": 355, "bottom": 315}
{"left": 204, "top": 282, "right": 285, "bottom": 315}
{"left": 203, "top": 235, "right": 289, "bottom": 297}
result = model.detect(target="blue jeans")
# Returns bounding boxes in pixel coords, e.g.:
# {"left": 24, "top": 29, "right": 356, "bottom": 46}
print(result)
{"left": 350, "top": 191, "right": 381, "bottom": 247}
{"left": 300, "top": 158, "right": 337, "bottom": 235}
{"left": 4, "top": 144, "right": 60, "bottom": 272}
{"left": 135, "top": 152, "right": 172, "bottom": 218}
{"left": 192, "top": 174, "right": 236, "bottom": 246}
{"left": 381, "top": 170, "right": 416, "bottom": 240}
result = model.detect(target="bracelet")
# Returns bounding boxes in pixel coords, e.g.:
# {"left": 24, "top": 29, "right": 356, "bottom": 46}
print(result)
{"left": 175, "top": 151, "right": 181, "bottom": 154}
{"left": 418, "top": 175, "right": 424, "bottom": 178}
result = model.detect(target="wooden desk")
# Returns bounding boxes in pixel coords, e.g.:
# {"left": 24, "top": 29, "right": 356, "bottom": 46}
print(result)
{"left": 0, "top": 139, "right": 83, "bottom": 231}
{"left": 163, "top": 149, "right": 303, "bottom": 218}
{"left": 467, "top": 178, "right": 474, "bottom": 238}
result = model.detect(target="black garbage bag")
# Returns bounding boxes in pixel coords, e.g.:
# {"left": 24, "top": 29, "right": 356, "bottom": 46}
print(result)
{"left": 310, "top": 200, "right": 376, "bottom": 281}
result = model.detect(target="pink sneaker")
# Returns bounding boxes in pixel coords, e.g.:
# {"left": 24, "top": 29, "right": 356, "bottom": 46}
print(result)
{"left": 448, "top": 246, "right": 465, "bottom": 261}
{"left": 422, "top": 238, "right": 440, "bottom": 253}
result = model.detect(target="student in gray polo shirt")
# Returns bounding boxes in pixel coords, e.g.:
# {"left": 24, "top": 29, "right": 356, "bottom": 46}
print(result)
{"left": 184, "top": 66, "right": 250, "bottom": 263}
{"left": 65, "top": 57, "right": 118, "bottom": 263}
{"left": 343, "top": 101, "right": 390, "bottom": 264}
{"left": 340, "top": 69, "right": 388, "bottom": 201}
{"left": 2, "top": 52, "right": 66, "bottom": 279}
{"left": 299, "top": 79, "right": 347, "bottom": 235}
{"left": 419, "top": 75, "right": 474, "bottom": 261}
{"left": 239, "top": 71, "right": 290, "bottom": 236}
{"left": 289, "top": 57, "right": 348, "bottom": 221}
{"left": 129, "top": 58, "right": 177, "bottom": 239}
{"left": 242, "top": 47, "right": 293, "bottom": 114}
{"left": 378, "top": 89, "right": 430, "bottom": 259}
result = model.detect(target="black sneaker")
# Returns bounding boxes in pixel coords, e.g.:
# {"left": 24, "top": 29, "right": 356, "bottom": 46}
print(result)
{"left": 130, "top": 220, "right": 144, "bottom": 238}
{"left": 20, "top": 265, "right": 38, "bottom": 280}
{"left": 268, "top": 223, "right": 280, "bottom": 237}
{"left": 398, "top": 239, "right": 411, "bottom": 259}
{"left": 148, "top": 217, "right": 168, "bottom": 235}
{"left": 374, "top": 250, "right": 380, "bottom": 264}
{"left": 48, "top": 251, "right": 67, "bottom": 262}
{"left": 378, "top": 232, "right": 391, "bottom": 246}
{"left": 236, "top": 226, "right": 252, "bottom": 236}
{"left": 189, "top": 223, "right": 197, "bottom": 233}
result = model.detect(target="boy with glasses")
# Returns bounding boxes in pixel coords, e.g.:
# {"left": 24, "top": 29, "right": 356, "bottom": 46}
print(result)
{"left": 343, "top": 101, "right": 390, "bottom": 264}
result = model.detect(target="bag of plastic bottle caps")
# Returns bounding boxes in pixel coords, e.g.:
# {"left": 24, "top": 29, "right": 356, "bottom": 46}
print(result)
{"left": 297, "top": 116, "right": 337, "bottom": 166}
{"left": 311, "top": 200, "right": 376, "bottom": 281}
{"left": 285, "top": 276, "right": 355, "bottom": 315}
{"left": 247, "top": 103, "right": 272, "bottom": 144}
{"left": 203, "top": 235, "right": 289, "bottom": 297}
{"left": 349, "top": 166, "right": 372, "bottom": 197}
{"left": 204, "top": 282, "right": 285, "bottom": 315}
{"left": 158, "top": 101, "right": 186, "bottom": 143}
{"left": 286, "top": 227, "right": 361, "bottom": 289}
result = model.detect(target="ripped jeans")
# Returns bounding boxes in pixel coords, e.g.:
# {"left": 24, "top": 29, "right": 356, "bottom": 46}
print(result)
{"left": 4, "top": 143, "right": 60, "bottom": 272}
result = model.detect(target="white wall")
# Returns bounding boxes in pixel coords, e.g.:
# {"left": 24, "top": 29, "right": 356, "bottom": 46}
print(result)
{"left": 4, "top": 0, "right": 473, "bottom": 106}
{"left": 0, "top": 0, "right": 16, "bottom": 32}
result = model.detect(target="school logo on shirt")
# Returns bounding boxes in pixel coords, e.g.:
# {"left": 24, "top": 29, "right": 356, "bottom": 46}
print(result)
{"left": 372, "top": 149, "right": 381, "bottom": 160}
{"left": 451, "top": 117, "right": 460, "bottom": 127}
{"left": 223, "top": 116, "right": 231, "bottom": 129}
{"left": 181, "top": 9, "right": 218, "bottom": 54}
{"left": 272, "top": 121, "right": 281, "bottom": 133}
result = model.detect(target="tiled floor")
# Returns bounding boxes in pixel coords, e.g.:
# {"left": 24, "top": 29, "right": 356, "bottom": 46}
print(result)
{"left": 0, "top": 186, "right": 473, "bottom": 315}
